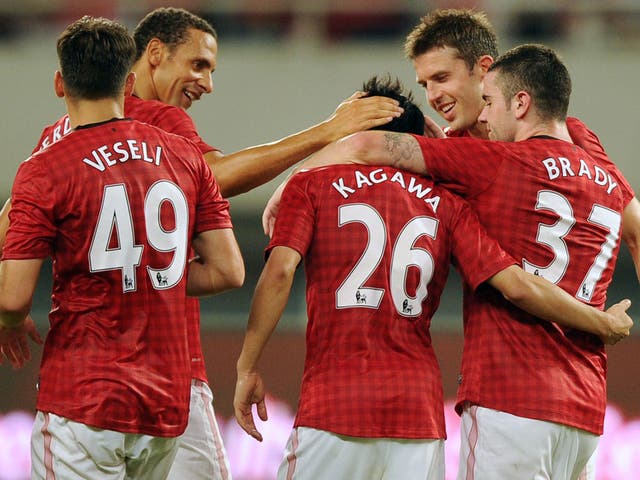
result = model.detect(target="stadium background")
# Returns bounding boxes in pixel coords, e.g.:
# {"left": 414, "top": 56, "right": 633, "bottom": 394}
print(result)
{"left": 0, "top": 1, "right": 638, "bottom": 478}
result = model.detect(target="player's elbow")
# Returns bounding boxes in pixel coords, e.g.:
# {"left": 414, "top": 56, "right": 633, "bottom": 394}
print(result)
{"left": 341, "top": 132, "right": 376, "bottom": 162}
{"left": 493, "top": 267, "right": 536, "bottom": 307}
{"left": 213, "top": 257, "right": 245, "bottom": 293}
{"left": 225, "top": 265, "right": 245, "bottom": 290}
{"left": 500, "top": 282, "right": 532, "bottom": 307}
{"left": 267, "top": 261, "right": 297, "bottom": 287}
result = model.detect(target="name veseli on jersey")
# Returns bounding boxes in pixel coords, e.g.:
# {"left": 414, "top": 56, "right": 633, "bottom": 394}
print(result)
{"left": 36, "top": 117, "right": 164, "bottom": 172}
{"left": 332, "top": 168, "right": 441, "bottom": 212}
{"left": 82, "top": 140, "right": 163, "bottom": 171}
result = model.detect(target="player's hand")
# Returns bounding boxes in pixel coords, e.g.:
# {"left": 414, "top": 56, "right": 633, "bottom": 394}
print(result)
{"left": 423, "top": 115, "right": 446, "bottom": 138}
{"left": 322, "top": 91, "right": 404, "bottom": 142}
{"left": 601, "top": 299, "right": 633, "bottom": 345}
{"left": 262, "top": 180, "right": 287, "bottom": 238}
{"left": 0, "top": 315, "right": 43, "bottom": 369}
{"left": 234, "top": 371, "right": 268, "bottom": 442}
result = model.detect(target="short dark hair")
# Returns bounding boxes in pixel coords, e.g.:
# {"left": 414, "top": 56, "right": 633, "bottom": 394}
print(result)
{"left": 489, "top": 44, "right": 571, "bottom": 121}
{"left": 56, "top": 16, "right": 135, "bottom": 100}
{"left": 133, "top": 7, "right": 217, "bottom": 60}
{"left": 363, "top": 75, "right": 424, "bottom": 135}
{"left": 404, "top": 9, "right": 498, "bottom": 71}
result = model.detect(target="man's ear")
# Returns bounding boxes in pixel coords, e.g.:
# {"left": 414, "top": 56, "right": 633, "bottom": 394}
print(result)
{"left": 124, "top": 72, "right": 136, "bottom": 96}
{"left": 53, "top": 70, "right": 65, "bottom": 98}
{"left": 477, "top": 55, "right": 494, "bottom": 75}
{"left": 513, "top": 91, "right": 531, "bottom": 120}
{"left": 146, "top": 38, "right": 165, "bottom": 67}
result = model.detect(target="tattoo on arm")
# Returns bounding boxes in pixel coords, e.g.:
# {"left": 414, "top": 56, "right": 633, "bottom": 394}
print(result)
{"left": 383, "top": 133, "right": 421, "bottom": 171}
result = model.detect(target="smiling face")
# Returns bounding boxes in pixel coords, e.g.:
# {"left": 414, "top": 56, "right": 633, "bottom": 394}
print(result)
{"left": 151, "top": 28, "right": 217, "bottom": 109}
{"left": 413, "top": 45, "right": 489, "bottom": 138}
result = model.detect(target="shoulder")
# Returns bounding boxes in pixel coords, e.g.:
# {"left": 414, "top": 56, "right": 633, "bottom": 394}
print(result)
{"left": 125, "top": 95, "right": 193, "bottom": 123}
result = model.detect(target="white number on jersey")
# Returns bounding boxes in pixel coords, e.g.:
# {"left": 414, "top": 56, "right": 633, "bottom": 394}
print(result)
{"left": 522, "top": 190, "right": 620, "bottom": 301}
{"left": 89, "top": 181, "right": 189, "bottom": 293}
{"left": 335, "top": 203, "right": 437, "bottom": 317}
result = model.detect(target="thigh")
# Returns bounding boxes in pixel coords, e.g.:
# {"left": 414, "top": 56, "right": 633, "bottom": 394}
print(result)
{"left": 577, "top": 446, "right": 597, "bottom": 480}
{"left": 277, "top": 427, "right": 382, "bottom": 480}
{"left": 124, "top": 433, "right": 179, "bottom": 480}
{"left": 551, "top": 427, "right": 599, "bottom": 480}
{"left": 31, "top": 411, "right": 126, "bottom": 480}
{"left": 382, "top": 438, "right": 445, "bottom": 480}
{"left": 457, "top": 405, "right": 559, "bottom": 480}
{"left": 166, "top": 380, "right": 231, "bottom": 480}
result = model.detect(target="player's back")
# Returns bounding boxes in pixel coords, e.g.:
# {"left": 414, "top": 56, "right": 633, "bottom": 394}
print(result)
{"left": 34, "top": 95, "right": 216, "bottom": 155}
{"left": 31, "top": 95, "right": 217, "bottom": 384}
{"left": 421, "top": 135, "right": 626, "bottom": 434}
{"left": 271, "top": 164, "right": 511, "bottom": 439}
{"left": 473, "top": 138, "right": 624, "bottom": 434}
{"left": 9, "top": 118, "right": 216, "bottom": 437}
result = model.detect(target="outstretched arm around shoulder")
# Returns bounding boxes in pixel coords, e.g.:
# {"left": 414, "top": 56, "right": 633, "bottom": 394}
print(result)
{"left": 300, "top": 130, "right": 427, "bottom": 174}
{"left": 262, "top": 131, "right": 426, "bottom": 236}
{"left": 204, "top": 93, "right": 404, "bottom": 198}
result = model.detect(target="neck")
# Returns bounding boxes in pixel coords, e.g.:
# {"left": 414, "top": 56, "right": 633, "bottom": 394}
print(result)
{"left": 131, "top": 60, "right": 156, "bottom": 101}
{"left": 515, "top": 118, "right": 572, "bottom": 143}
{"left": 467, "top": 120, "right": 490, "bottom": 140}
{"left": 66, "top": 97, "right": 125, "bottom": 129}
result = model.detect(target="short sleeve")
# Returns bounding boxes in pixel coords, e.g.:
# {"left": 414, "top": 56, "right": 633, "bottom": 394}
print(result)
{"left": 410, "top": 134, "right": 502, "bottom": 197}
{"left": 567, "top": 116, "right": 634, "bottom": 205}
{"left": 448, "top": 195, "right": 516, "bottom": 290}
{"left": 193, "top": 148, "right": 232, "bottom": 234}
{"left": 266, "top": 173, "right": 316, "bottom": 260}
{"left": 2, "top": 158, "right": 56, "bottom": 260}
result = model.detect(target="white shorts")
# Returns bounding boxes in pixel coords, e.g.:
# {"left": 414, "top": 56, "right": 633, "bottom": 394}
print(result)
{"left": 166, "top": 379, "right": 232, "bottom": 480}
{"left": 457, "top": 404, "right": 599, "bottom": 480}
{"left": 31, "top": 411, "right": 178, "bottom": 480}
{"left": 277, "top": 426, "right": 445, "bottom": 480}
{"left": 578, "top": 447, "right": 597, "bottom": 480}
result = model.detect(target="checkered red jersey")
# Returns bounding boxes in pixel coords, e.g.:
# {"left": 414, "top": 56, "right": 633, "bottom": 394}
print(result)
{"left": 32, "top": 94, "right": 219, "bottom": 383}
{"left": 566, "top": 117, "right": 635, "bottom": 205}
{"left": 3, "top": 118, "right": 232, "bottom": 437}
{"left": 413, "top": 134, "right": 630, "bottom": 435}
{"left": 267, "top": 165, "right": 515, "bottom": 439}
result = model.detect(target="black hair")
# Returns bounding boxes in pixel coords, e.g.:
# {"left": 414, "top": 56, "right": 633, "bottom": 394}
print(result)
{"left": 363, "top": 75, "right": 424, "bottom": 135}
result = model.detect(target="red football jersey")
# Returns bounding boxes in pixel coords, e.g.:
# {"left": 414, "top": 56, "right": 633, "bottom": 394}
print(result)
{"left": 566, "top": 117, "right": 635, "bottom": 205}
{"left": 32, "top": 94, "right": 219, "bottom": 383}
{"left": 268, "top": 165, "right": 515, "bottom": 439}
{"left": 414, "top": 134, "right": 628, "bottom": 435}
{"left": 34, "top": 94, "right": 218, "bottom": 156}
{"left": 3, "top": 119, "right": 232, "bottom": 437}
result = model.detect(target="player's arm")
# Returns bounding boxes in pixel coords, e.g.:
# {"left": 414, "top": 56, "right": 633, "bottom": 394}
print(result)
{"left": 301, "top": 130, "right": 426, "bottom": 173}
{"left": 261, "top": 131, "right": 425, "bottom": 236}
{"left": 187, "top": 228, "right": 244, "bottom": 296}
{"left": 488, "top": 265, "right": 632, "bottom": 344}
{"left": 0, "top": 199, "right": 10, "bottom": 253}
{"left": 0, "top": 259, "right": 45, "bottom": 368}
{"left": 234, "top": 245, "right": 300, "bottom": 442}
{"left": 204, "top": 93, "right": 404, "bottom": 198}
{"left": 0, "top": 259, "right": 42, "bottom": 326}
{"left": 622, "top": 197, "right": 640, "bottom": 283}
